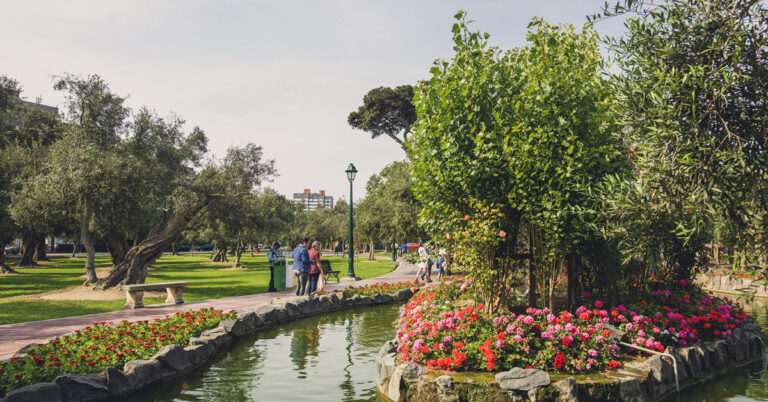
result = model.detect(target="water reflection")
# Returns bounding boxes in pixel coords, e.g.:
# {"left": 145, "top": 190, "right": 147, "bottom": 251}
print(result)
{"left": 122, "top": 304, "right": 401, "bottom": 402}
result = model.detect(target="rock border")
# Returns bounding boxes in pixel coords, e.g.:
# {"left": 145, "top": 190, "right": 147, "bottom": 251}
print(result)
{"left": 696, "top": 272, "right": 768, "bottom": 298}
{"left": 0, "top": 288, "right": 415, "bottom": 402}
{"left": 376, "top": 321, "right": 765, "bottom": 402}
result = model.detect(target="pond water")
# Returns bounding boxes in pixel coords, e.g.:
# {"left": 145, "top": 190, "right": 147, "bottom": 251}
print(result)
{"left": 123, "top": 298, "right": 768, "bottom": 402}
{"left": 123, "top": 304, "right": 401, "bottom": 402}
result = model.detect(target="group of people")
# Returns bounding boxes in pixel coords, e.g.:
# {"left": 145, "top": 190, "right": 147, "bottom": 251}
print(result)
{"left": 291, "top": 237, "right": 325, "bottom": 297}
{"left": 415, "top": 242, "right": 448, "bottom": 283}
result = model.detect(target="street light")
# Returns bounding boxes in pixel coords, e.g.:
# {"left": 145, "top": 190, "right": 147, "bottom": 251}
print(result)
{"left": 345, "top": 163, "right": 358, "bottom": 280}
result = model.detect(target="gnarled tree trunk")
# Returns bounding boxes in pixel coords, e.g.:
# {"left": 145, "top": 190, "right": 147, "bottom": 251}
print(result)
{"left": 106, "top": 233, "right": 130, "bottom": 265}
{"left": 98, "top": 194, "right": 212, "bottom": 289}
{"left": 81, "top": 223, "right": 98, "bottom": 284}
{"left": 19, "top": 233, "right": 39, "bottom": 266}
{"left": 35, "top": 238, "right": 48, "bottom": 261}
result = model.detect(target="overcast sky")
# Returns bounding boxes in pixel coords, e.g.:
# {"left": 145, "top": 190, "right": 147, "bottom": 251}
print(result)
{"left": 1, "top": 1, "right": 625, "bottom": 200}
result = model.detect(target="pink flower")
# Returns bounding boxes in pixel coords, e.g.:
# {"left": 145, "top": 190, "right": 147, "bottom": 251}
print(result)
{"left": 522, "top": 316, "right": 535, "bottom": 325}
{"left": 588, "top": 349, "right": 598, "bottom": 358}
{"left": 594, "top": 300, "right": 604, "bottom": 308}
{"left": 498, "top": 230, "right": 507, "bottom": 238}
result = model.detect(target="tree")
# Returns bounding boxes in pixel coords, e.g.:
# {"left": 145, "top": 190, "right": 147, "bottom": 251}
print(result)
{"left": 1, "top": 76, "right": 63, "bottom": 268}
{"left": 593, "top": 0, "right": 768, "bottom": 278}
{"left": 347, "top": 85, "right": 416, "bottom": 151}
{"left": 357, "top": 161, "right": 423, "bottom": 259}
{"left": 410, "top": 13, "right": 621, "bottom": 310}
{"left": 98, "top": 143, "right": 275, "bottom": 288}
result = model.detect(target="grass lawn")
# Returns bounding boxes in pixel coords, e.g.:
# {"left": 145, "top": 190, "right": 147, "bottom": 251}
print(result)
{"left": 0, "top": 253, "right": 396, "bottom": 325}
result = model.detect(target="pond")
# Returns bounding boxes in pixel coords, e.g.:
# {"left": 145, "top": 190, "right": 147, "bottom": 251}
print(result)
{"left": 122, "top": 299, "right": 768, "bottom": 402}
{"left": 122, "top": 304, "right": 401, "bottom": 402}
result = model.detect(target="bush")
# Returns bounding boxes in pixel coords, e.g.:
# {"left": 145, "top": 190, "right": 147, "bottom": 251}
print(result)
{"left": 0, "top": 308, "right": 235, "bottom": 394}
{"left": 396, "top": 280, "right": 748, "bottom": 373}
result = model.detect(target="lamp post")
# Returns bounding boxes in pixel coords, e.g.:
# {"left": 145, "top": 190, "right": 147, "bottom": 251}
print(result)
{"left": 345, "top": 163, "right": 358, "bottom": 279}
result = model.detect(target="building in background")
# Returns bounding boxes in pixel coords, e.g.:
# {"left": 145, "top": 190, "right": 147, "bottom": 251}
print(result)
{"left": 292, "top": 188, "right": 334, "bottom": 210}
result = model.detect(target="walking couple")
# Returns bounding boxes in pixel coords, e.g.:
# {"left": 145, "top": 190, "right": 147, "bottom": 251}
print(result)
{"left": 292, "top": 238, "right": 325, "bottom": 297}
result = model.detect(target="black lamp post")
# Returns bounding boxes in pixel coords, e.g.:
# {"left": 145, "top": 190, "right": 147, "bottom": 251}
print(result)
{"left": 345, "top": 163, "right": 358, "bottom": 279}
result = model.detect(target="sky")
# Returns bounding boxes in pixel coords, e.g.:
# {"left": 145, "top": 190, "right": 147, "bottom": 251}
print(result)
{"left": 1, "top": 0, "right": 626, "bottom": 201}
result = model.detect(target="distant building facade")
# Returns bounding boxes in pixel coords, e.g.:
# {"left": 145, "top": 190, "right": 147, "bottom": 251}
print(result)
{"left": 293, "top": 188, "right": 334, "bottom": 210}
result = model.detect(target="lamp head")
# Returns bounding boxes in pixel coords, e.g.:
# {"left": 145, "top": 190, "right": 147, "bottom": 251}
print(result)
{"left": 345, "top": 163, "right": 358, "bottom": 182}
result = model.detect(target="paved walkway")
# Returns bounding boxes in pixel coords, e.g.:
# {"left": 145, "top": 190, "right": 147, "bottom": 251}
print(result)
{"left": 0, "top": 260, "right": 421, "bottom": 360}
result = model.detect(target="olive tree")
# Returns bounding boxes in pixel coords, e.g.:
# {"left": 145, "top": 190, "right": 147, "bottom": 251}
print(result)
{"left": 593, "top": 0, "right": 768, "bottom": 278}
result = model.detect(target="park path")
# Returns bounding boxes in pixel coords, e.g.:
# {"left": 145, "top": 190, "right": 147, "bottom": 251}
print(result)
{"left": 0, "top": 260, "right": 420, "bottom": 360}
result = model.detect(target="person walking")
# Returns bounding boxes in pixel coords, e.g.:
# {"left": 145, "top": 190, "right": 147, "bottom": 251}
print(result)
{"left": 267, "top": 241, "right": 281, "bottom": 292}
{"left": 308, "top": 241, "right": 322, "bottom": 296}
{"left": 292, "top": 238, "right": 310, "bottom": 296}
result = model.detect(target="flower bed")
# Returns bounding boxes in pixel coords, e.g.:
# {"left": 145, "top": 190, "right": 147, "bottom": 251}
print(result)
{"left": 343, "top": 280, "right": 420, "bottom": 298}
{"left": 395, "top": 280, "right": 748, "bottom": 374}
{"left": 0, "top": 308, "right": 235, "bottom": 394}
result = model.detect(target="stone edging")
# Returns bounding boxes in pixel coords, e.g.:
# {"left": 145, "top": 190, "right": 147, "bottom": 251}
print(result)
{"left": 376, "top": 322, "right": 765, "bottom": 402}
{"left": 0, "top": 288, "right": 415, "bottom": 402}
{"left": 696, "top": 272, "right": 768, "bottom": 298}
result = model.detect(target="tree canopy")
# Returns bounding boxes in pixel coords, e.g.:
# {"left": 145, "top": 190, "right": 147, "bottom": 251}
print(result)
{"left": 347, "top": 85, "right": 416, "bottom": 150}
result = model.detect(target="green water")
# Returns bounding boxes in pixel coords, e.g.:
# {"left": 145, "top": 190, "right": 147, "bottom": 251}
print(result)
{"left": 124, "top": 304, "right": 400, "bottom": 402}
{"left": 675, "top": 298, "right": 768, "bottom": 402}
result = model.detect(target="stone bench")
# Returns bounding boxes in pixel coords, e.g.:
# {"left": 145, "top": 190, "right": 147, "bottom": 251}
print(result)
{"left": 123, "top": 281, "right": 188, "bottom": 309}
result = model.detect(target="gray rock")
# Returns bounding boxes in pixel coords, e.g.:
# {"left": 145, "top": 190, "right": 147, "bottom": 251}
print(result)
{"left": 495, "top": 367, "right": 550, "bottom": 392}
{"left": 618, "top": 378, "right": 651, "bottom": 402}
{"left": 105, "top": 367, "right": 132, "bottom": 396}
{"left": 727, "top": 334, "right": 748, "bottom": 362}
{"left": 552, "top": 378, "right": 578, "bottom": 402}
{"left": 2, "top": 382, "right": 62, "bottom": 402}
{"left": 386, "top": 364, "right": 405, "bottom": 402}
{"left": 183, "top": 343, "right": 215, "bottom": 366}
{"left": 678, "top": 346, "right": 704, "bottom": 378}
{"left": 402, "top": 362, "right": 424, "bottom": 382}
{"left": 123, "top": 359, "right": 174, "bottom": 389}
{"left": 435, "top": 375, "right": 453, "bottom": 392}
{"left": 152, "top": 345, "right": 195, "bottom": 373}
{"left": 239, "top": 311, "right": 261, "bottom": 331}
{"left": 54, "top": 373, "right": 109, "bottom": 402}
{"left": 220, "top": 318, "right": 254, "bottom": 338}
{"left": 374, "top": 294, "right": 393, "bottom": 304}
{"left": 190, "top": 327, "right": 233, "bottom": 349}
{"left": 254, "top": 304, "right": 284, "bottom": 324}
{"left": 395, "top": 288, "right": 413, "bottom": 301}
{"left": 377, "top": 354, "right": 396, "bottom": 387}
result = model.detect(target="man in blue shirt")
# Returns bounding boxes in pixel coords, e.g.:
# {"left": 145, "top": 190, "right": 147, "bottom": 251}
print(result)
{"left": 292, "top": 238, "right": 311, "bottom": 296}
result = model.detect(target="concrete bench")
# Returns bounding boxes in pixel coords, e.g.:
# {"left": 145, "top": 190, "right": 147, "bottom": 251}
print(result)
{"left": 123, "top": 281, "right": 188, "bottom": 309}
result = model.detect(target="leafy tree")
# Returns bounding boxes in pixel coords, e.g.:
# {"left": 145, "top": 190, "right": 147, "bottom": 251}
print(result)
{"left": 410, "top": 13, "right": 621, "bottom": 310}
{"left": 99, "top": 142, "right": 275, "bottom": 288}
{"left": 357, "top": 161, "right": 423, "bottom": 259}
{"left": 347, "top": 85, "right": 416, "bottom": 150}
{"left": 1, "top": 76, "right": 63, "bottom": 268}
{"left": 594, "top": 0, "right": 768, "bottom": 278}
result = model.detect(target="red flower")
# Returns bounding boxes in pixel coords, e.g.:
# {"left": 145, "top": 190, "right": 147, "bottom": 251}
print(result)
{"left": 608, "top": 360, "right": 622, "bottom": 369}
{"left": 553, "top": 352, "right": 566, "bottom": 370}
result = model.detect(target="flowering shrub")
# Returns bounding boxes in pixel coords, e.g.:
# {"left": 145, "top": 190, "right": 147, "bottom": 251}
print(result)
{"left": 0, "top": 308, "right": 235, "bottom": 394}
{"left": 396, "top": 281, "right": 621, "bottom": 373}
{"left": 396, "top": 280, "right": 749, "bottom": 374}
{"left": 593, "top": 281, "right": 749, "bottom": 350}
{"left": 343, "top": 281, "right": 420, "bottom": 298}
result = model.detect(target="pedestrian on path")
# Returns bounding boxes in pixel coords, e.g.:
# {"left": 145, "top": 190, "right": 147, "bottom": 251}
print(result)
{"left": 292, "top": 238, "right": 310, "bottom": 296}
{"left": 267, "top": 241, "right": 281, "bottom": 292}
{"left": 308, "top": 241, "right": 322, "bottom": 296}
